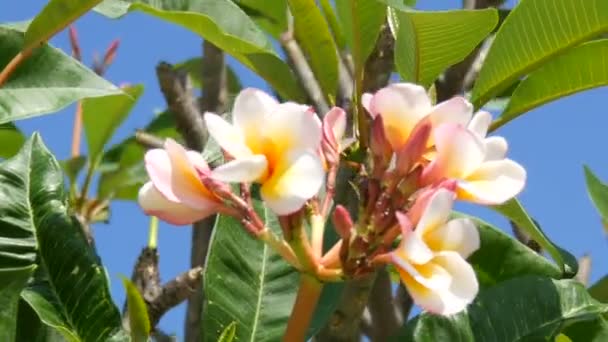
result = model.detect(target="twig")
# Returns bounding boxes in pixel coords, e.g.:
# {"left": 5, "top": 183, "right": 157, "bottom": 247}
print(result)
{"left": 281, "top": 16, "right": 330, "bottom": 115}
{"left": 0, "top": 50, "right": 33, "bottom": 87}
{"left": 135, "top": 130, "right": 165, "bottom": 149}
{"left": 362, "top": 25, "right": 395, "bottom": 94}
{"left": 576, "top": 254, "right": 592, "bottom": 286}
{"left": 367, "top": 268, "right": 400, "bottom": 341}
{"left": 395, "top": 283, "right": 413, "bottom": 324}
{"left": 148, "top": 267, "right": 204, "bottom": 328}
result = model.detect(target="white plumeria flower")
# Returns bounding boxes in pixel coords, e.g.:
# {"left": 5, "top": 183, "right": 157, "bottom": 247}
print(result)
{"left": 362, "top": 83, "right": 473, "bottom": 151}
{"left": 466, "top": 111, "right": 508, "bottom": 161}
{"left": 391, "top": 189, "right": 479, "bottom": 315}
{"left": 138, "top": 139, "right": 222, "bottom": 225}
{"left": 421, "top": 122, "right": 526, "bottom": 205}
{"left": 203, "top": 88, "right": 325, "bottom": 215}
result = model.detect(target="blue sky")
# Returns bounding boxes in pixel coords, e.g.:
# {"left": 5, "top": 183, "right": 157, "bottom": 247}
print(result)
{"left": 3, "top": 0, "right": 607, "bottom": 339}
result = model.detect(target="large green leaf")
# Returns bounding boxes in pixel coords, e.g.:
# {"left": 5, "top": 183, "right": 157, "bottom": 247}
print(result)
{"left": 236, "top": 0, "right": 287, "bottom": 39}
{"left": 0, "top": 27, "right": 123, "bottom": 124}
{"left": 0, "top": 122, "right": 25, "bottom": 158}
{"left": 95, "top": 0, "right": 304, "bottom": 101}
{"left": 0, "top": 134, "right": 122, "bottom": 341}
{"left": 463, "top": 215, "right": 561, "bottom": 287}
{"left": 0, "top": 266, "right": 36, "bottom": 341}
{"left": 288, "top": 0, "right": 339, "bottom": 99}
{"left": 390, "top": 8, "right": 498, "bottom": 88}
{"left": 471, "top": 0, "right": 608, "bottom": 107}
{"left": 82, "top": 84, "right": 143, "bottom": 163}
{"left": 590, "top": 275, "right": 608, "bottom": 303}
{"left": 336, "top": 0, "right": 386, "bottom": 73}
{"left": 24, "top": 0, "right": 102, "bottom": 49}
{"left": 393, "top": 276, "right": 608, "bottom": 341}
{"left": 562, "top": 316, "right": 608, "bottom": 342}
{"left": 584, "top": 165, "right": 608, "bottom": 228}
{"left": 15, "top": 298, "right": 66, "bottom": 342}
{"left": 121, "top": 276, "right": 150, "bottom": 342}
{"left": 202, "top": 202, "right": 299, "bottom": 341}
{"left": 494, "top": 40, "right": 608, "bottom": 130}
{"left": 492, "top": 198, "right": 578, "bottom": 277}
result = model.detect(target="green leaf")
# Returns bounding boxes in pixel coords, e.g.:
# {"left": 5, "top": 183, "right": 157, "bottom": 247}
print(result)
{"left": 288, "top": 0, "right": 339, "bottom": 98}
{"left": 584, "top": 165, "right": 608, "bottom": 228}
{"left": 376, "top": 0, "right": 416, "bottom": 11}
{"left": 336, "top": 0, "right": 386, "bottom": 73}
{"left": 0, "top": 27, "right": 123, "bottom": 124}
{"left": 24, "top": 0, "right": 102, "bottom": 49}
{"left": 95, "top": 0, "right": 304, "bottom": 101}
{"left": 390, "top": 8, "right": 498, "bottom": 88}
{"left": 0, "top": 266, "right": 37, "bottom": 341}
{"left": 471, "top": 0, "right": 608, "bottom": 107}
{"left": 217, "top": 321, "right": 237, "bottom": 342}
{"left": 202, "top": 202, "right": 299, "bottom": 341}
{"left": 82, "top": 84, "right": 143, "bottom": 163}
{"left": 590, "top": 275, "right": 608, "bottom": 303}
{"left": 121, "top": 276, "right": 150, "bottom": 342}
{"left": 60, "top": 155, "right": 87, "bottom": 186}
{"left": 16, "top": 298, "right": 67, "bottom": 342}
{"left": 0, "top": 134, "right": 122, "bottom": 340}
{"left": 236, "top": 0, "right": 287, "bottom": 39}
{"left": 494, "top": 40, "right": 608, "bottom": 130}
{"left": 174, "top": 58, "right": 241, "bottom": 94}
{"left": 561, "top": 315, "right": 608, "bottom": 342}
{"left": 0, "top": 122, "right": 25, "bottom": 158}
{"left": 492, "top": 198, "right": 578, "bottom": 277}
{"left": 393, "top": 276, "right": 608, "bottom": 341}
{"left": 461, "top": 214, "right": 561, "bottom": 287}
{"left": 319, "top": 0, "right": 346, "bottom": 49}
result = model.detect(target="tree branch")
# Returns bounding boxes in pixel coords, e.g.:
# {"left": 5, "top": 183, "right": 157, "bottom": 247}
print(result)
{"left": 395, "top": 283, "right": 413, "bottom": 324}
{"left": 368, "top": 268, "right": 400, "bottom": 341}
{"left": 576, "top": 254, "right": 592, "bottom": 286}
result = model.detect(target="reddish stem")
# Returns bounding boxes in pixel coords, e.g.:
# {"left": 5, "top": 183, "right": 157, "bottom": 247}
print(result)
{"left": 71, "top": 102, "right": 83, "bottom": 157}
{"left": 283, "top": 275, "right": 323, "bottom": 342}
{"left": 321, "top": 164, "right": 338, "bottom": 217}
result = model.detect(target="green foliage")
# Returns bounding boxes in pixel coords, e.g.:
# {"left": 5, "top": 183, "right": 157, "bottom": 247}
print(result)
{"left": 0, "top": 122, "right": 25, "bottom": 158}
{"left": 492, "top": 198, "right": 578, "bottom": 277}
{"left": 584, "top": 165, "right": 608, "bottom": 229}
{"left": 495, "top": 40, "right": 608, "bottom": 130}
{"left": 0, "top": 27, "right": 123, "bottom": 124}
{"left": 235, "top": 0, "right": 287, "bottom": 39}
{"left": 24, "top": 0, "right": 102, "bottom": 49}
{"left": 217, "top": 321, "right": 237, "bottom": 342}
{"left": 0, "top": 266, "right": 36, "bottom": 341}
{"left": 121, "top": 276, "right": 151, "bottom": 342}
{"left": 472, "top": 0, "right": 608, "bottom": 107}
{"left": 174, "top": 57, "right": 241, "bottom": 94}
{"left": 389, "top": 8, "right": 498, "bottom": 88}
{"left": 202, "top": 202, "right": 299, "bottom": 341}
{"left": 95, "top": 0, "right": 304, "bottom": 101}
{"left": 393, "top": 276, "right": 608, "bottom": 341}
{"left": 0, "top": 134, "right": 122, "bottom": 341}
{"left": 288, "top": 0, "right": 339, "bottom": 99}
{"left": 590, "top": 275, "right": 608, "bottom": 303}
{"left": 82, "top": 84, "right": 144, "bottom": 164}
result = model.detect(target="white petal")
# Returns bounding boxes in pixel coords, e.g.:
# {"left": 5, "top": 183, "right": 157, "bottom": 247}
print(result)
{"left": 458, "top": 159, "right": 526, "bottom": 204}
{"left": 426, "top": 218, "right": 480, "bottom": 258}
{"left": 261, "top": 150, "right": 324, "bottom": 215}
{"left": 362, "top": 93, "right": 373, "bottom": 116}
{"left": 370, "top": 83, "right": 431, "bottom": 149}
{"left": 483, "top": 136, "right": 508, "bottom": 161}
{"left": 232, "top": 88, "right": 279, "bottom": 140}
{"left": 204, "top": 112, "right": 252, "bottom": 158}
{"left": 433, "top": 123, "right": 485, "bottom": 179}
{"left": 211, "top": 155, "right": 268, "bottom": 183}
{"left": 428, "top": 97, "right": 473, "bottom": 128}
{"left": 393, "top": 230, "right": 434, "bottom": 265}
{"left": 467, "top": 111, "right": 492, "bottom": 138}
{"left": 138, "top": 182, "right": 215, "bottom": 225}
{"left": 415, "top": 189, "right": 455, "bottom": 237}
{"left": 266, "top": 102, "right": 322, "bottom": 152}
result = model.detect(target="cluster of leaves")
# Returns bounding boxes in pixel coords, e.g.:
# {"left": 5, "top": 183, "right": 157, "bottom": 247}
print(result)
{"left": 0, "top": 0, "right": 607, "bottom": 341}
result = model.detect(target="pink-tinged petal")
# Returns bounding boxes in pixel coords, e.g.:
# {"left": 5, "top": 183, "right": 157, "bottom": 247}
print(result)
{"left": 394, "top": 230, "right": 434, "bottom": 265}
{"left": 483, "top": 136, "right": 508, "bottom": 161}
{"left": 428, "top": 97, "right": 473, "bottom": 128}
{"left": 232, "top": 88, "right": 278, "bottom": 134}
{"left": 144, "top": 148, "right": 174, "bottom": 200}
{"left": 323, "top": 107, "right": 347, "bottom": 145}
{"left": 261, "top": 150, "right": 324, "bottom": 215}
{"left": 211, "top": 155, "right": 268, "bottom": 183}
{"left": 397, "top": 252, "right": 478, "bottom": 316}
{"left": 426, "top": 218, "right": 480, "bottom": 258}
{"left": 370, "top": 83, "right": 431, "bottom": 149}
{"left": 428, "top": 123, "right": 485, "bottom": 181}
{"left": 362, "top": 93, "right": 374, "bottom": 117}
{"left": 138, "top": 182, "right": 215, "bottom": 225}
{"left": 204, "top": 112, "right": 252, "bottom": 158}
{"left": 186, "top": 151, "right": 210, "bottom": 173}
{"left": 457, "top": 159, "right": 526, "bottom": 204}
{"left": 467, "top": 111, "right": 492, "bottom": 138}
{"left": 415, "top": 189, "right": 455, "bottom": 236}
{"left": 266, "top": 102, "right": 322, "bottom": 152}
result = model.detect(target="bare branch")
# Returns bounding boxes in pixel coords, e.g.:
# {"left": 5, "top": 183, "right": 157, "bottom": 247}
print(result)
{"left": 395, "top": 283, "right": 413, "bottom": 324}
{"left": 368, "top": 268, "right": 400, "bottom": 341}
{"left": 362, "top": 25, "right": 395, "bottom": 94}
{"left": 576, "top": 254, "right": 592, "bottom": 286}
{"left": 135, "top": 130, "right": 165, "bottom": 149}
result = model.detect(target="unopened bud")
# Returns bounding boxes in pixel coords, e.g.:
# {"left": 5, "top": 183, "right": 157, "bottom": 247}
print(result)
{"left": 332, "top": 205, "right": 353, "bottom": 240}
{"left": 369, "top": 115, "right": 392, "bottom": 176}
{"left": 68, "top": 26, "right": 81, "bottom": 62}
{"left": 321, "top": 107, "right": 347, "bottom": 166}
{"left": 103, "top": 39, "right": 120, "bottom": 67}
{"left": 395, "top": 119, "right": 431, "bottom": 175}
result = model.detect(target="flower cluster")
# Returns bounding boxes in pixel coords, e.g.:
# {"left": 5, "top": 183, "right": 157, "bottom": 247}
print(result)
{"left": 137, "top": 83, "right": 525, "bottom": 316}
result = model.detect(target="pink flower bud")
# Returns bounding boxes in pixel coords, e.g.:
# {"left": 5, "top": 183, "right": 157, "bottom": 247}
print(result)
{"left": 370, "top": 115, "right": 392, "bottom": 175}
{"left": 321, "top": 107, "right": 347, "bottom": 166}
{"left": 332, "top": 205, "right": 353, "bottom": 240}
{"left": 68, "top": 26, "right": 81, "bottom": 62}
{"left": 395, "top": 119, "right": 431, "bottom": 175}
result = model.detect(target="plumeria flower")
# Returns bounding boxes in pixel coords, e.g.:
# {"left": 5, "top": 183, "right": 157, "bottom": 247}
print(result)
{"left": 420, "top": 122, "right": 526, "bottom": 205}
{"left": 138, "top": 138, "right": 223, "bottom": 225}
{"left": 391, "top": 189, "right": 479, "bottom": 315}
{"left": 320, "top": 107, "right": 348, "bottom": 167}
{"left": 362, "top": 83, "right": 473, "bottom": 151}
{"left": 204, "top": 88, "right": 325, "bottom": 215}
